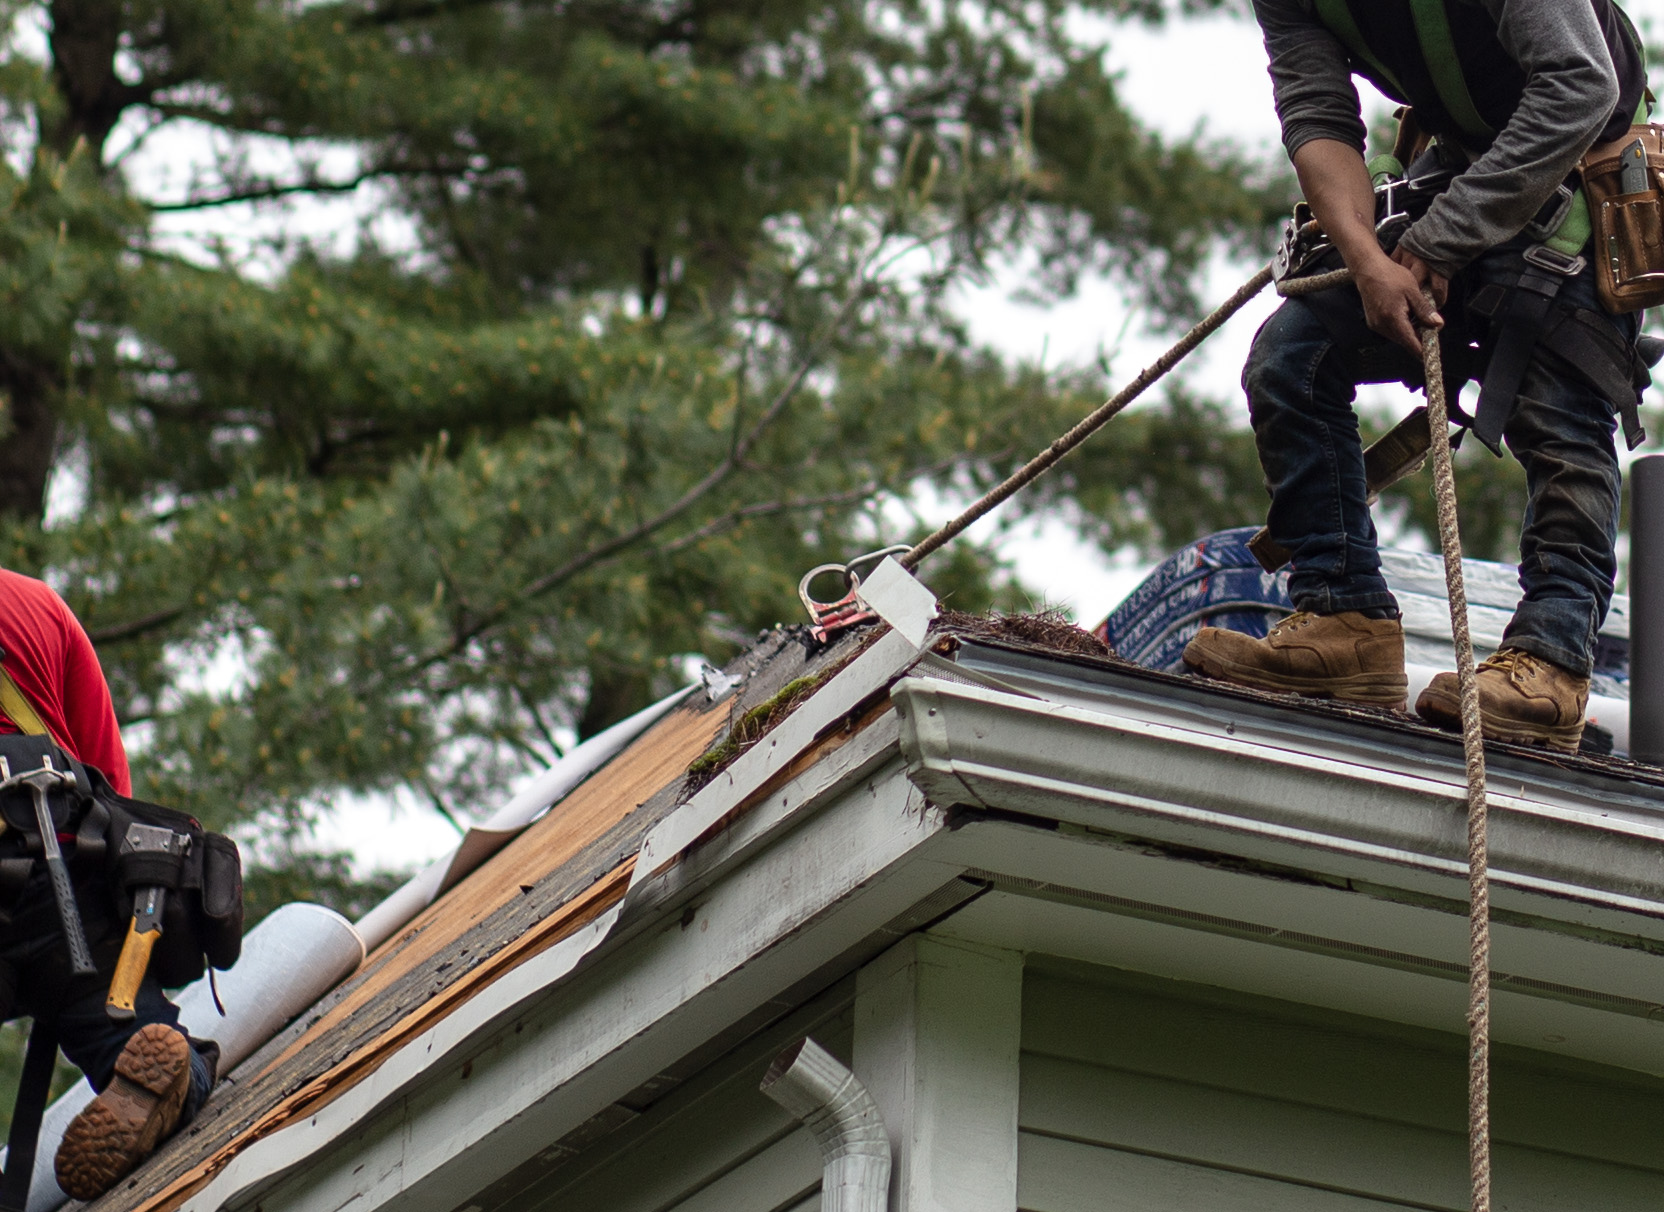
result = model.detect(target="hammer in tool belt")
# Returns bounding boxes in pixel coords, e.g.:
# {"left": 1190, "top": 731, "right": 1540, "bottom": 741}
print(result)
{"left": 107, "top": 824, "right": 190, "bottom": 1021}
{"left": 0, "top": 756, "right": 97, "bottom": 977}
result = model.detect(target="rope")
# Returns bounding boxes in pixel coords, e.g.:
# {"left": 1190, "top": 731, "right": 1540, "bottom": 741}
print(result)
{"left": 1419, "top": 290, "right": 1492, "bottom": 1212}
{"left": 1275, "top": 267, "right": 1355, "bottom": 296}
{"left": 899, "top": 265, "right": 1275, "bottom": 571}
{"left": 901, "top": 261, "right": 1494, "bottom": 1211}
{"left": 901, "top": 260, "right": 1357, "bottom": 573}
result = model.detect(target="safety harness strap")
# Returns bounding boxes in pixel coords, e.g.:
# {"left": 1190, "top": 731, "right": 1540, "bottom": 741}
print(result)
{"left": 1311, "top": 0, "right": 1406, "bottom": 97}
{"left": 1541, "top": 308, "right": 1651, "bottom": 450}
{"left": 1472, "top": 258, "right": 1570, "bottom": 453}
{"left": 1407, "top": 0, "right": 1494, "bottom": 142}
{"left": 0, "top": 667, "right": 101, "bottom": 1212}
{"left": 0, "top": 1018, "right": 59, "bottom": 1212}
{"left": 1470, "top": 272, "right": 1649, "bottom": 452}
{"left": 0, "top": 659, "right": 53, "bottom": 744}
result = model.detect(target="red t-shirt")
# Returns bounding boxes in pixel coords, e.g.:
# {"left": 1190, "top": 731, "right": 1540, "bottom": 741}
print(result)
{"left": 0, "top": 570, "right": 131, "bottom": 796}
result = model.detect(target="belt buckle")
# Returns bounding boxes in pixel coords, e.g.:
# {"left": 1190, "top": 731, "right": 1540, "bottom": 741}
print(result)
{"left": 1522, "top": 183, "right": 1575, "bottom": 245}
{"left": 1523, "top": 243, "right": 1586, "bottom": 277}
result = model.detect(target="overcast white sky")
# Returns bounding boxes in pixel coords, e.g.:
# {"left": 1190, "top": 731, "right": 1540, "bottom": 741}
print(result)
{"left": 102, "top": 4, "right": 1664, "bottom": 869}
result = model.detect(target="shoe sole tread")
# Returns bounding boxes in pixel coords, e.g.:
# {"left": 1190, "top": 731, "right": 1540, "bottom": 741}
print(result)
{"left": 54, "top": 1024, "right": 191, "bottom": 1202}
{"left": 1415, "top": 686, "right": 1584, "bottom": 753}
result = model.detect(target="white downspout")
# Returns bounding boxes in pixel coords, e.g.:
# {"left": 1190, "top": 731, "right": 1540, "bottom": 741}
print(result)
{"left": 760, "top": 1037, "right": 890, "bottom": 1212}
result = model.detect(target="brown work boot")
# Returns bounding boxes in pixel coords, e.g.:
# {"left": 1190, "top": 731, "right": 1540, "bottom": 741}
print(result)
{"left": 55, "top": 1023, "right": 192, "bottom": 1201}
{"left": 1416, "top": 647, "right": 1589, "bottom": 753}
{"left": 1182, "top": 610, "right": 1408, "bottom": 708}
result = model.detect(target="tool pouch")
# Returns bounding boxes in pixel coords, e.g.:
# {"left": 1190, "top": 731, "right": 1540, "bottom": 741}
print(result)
{"left": 101, "top": 787, "right": 244, "bottom": 985}
{"left": 1581, "top": 124, "right": 1664, "bottom": 313}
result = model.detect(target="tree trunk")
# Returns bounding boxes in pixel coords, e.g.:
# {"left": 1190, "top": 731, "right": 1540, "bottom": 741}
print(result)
{"left": 0, "top": 0, "right": 128, "bottom": 519}
{"left": 47, "top": 0, "right": 128, "bottom": 155}
{"left": 0, "top": 357, "right": 62, "bottom": 519}
{"left": 577, "top": 665, "right": 654, "bottom": 740}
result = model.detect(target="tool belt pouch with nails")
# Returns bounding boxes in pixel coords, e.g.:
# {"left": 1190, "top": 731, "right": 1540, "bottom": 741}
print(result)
{"left": 1582, "top": 124, "right": 1664, "bottom": 314}
{"left": 101, "top": 786, "right": 244, "bottom": 985}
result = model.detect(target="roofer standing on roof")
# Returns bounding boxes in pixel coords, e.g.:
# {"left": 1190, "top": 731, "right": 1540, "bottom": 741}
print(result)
{"left": 0, "top": 569, "right": 219, "bottom": 1203}
{"left": 1183, "top": 0, "right": 1654, "bottom": 754}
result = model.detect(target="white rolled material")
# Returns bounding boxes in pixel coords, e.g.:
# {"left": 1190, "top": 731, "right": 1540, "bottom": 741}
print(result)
{"left": 760, "top": 1037, "right": 890, "bottom": 1212}
{"left": 353, "top": 685, "right": 696, "bottom": 951}
{"left": 174, "top": 902, "right": 366, "bottom": 1066}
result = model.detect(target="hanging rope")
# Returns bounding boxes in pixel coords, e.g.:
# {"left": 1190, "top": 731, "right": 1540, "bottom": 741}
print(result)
{"left": 900, "top": 264, "right": 1494, "bottom": 1211}
{"left": 1417, "top": 291, "right": 1493, "bottom": 1212}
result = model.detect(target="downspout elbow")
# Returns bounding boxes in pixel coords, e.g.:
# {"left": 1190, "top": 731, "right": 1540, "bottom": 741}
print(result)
{"left": 760, "top": 1037, "right": 890, "bottom": 1212}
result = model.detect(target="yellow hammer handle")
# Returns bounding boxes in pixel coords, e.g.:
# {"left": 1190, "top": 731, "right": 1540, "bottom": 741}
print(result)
{"left": 106, "top": 919, "right": 159, "bottom": 1022}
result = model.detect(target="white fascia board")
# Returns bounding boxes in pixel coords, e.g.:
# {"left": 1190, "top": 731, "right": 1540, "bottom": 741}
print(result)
{"left": 631, "top": 628, "right": 919, "bottom": 889}
{"left": 892, "top": 676, "right": 1664, "bottom": 931}
{"left": 629, "top": 711, "right": 904, "bottom": 915}
{"left": 205, "top": 761, "right": 962, "bottom": 1212}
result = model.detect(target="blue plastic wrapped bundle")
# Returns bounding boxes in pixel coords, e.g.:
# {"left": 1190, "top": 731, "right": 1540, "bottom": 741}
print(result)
{"left": 1096, "top": 527, "right": 1293, "bottom": 673}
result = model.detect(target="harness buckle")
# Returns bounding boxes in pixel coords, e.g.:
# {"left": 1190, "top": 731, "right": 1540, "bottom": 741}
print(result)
{"left": 1522, "top": 183, "right": 1575, "bottom": 245}
{"left": 1522, "top": 244, "right": 1586, "bottom": 278}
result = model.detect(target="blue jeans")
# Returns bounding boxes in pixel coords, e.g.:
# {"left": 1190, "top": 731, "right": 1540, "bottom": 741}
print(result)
{"left": 1245, "top": 241, "right": 1638, "bottom": 677}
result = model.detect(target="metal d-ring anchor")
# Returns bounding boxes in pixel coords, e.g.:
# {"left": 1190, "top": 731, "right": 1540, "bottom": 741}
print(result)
{"left": 798, "top": 545, "right": 912, "bottom": 643}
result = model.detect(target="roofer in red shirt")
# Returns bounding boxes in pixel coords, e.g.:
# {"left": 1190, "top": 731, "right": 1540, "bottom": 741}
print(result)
{"left": 0, "top": 569, "right": 223, "bottom": 1205}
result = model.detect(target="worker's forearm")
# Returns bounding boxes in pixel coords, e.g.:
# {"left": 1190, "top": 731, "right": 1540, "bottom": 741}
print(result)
{"left": 1292, "top": 139, "right": 1388, "bottom": 274}
{"left": 1290, "top": 138, "right": 1444, "bottom": 354}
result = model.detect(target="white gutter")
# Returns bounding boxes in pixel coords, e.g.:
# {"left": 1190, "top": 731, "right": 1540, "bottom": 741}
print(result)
{"left": 891, "top": 675, "right": 1664, "bottom": 922}
{"left": 355, "top": 685, "right": 697, "bottom": 950}
{"left": 760, "top": 1037, "right": 890, "bottom": 1212}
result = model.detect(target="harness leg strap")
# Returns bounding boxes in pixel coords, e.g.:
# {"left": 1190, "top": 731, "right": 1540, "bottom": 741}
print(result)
{"left": 1538, "top": 308, "right": 1650, "bottom": 450}
{"left": 1473, "top": 252, "right": 1581, "bottom": 455}
{"left": 0, "top": 1018, "right": 60, "bottom": 1212}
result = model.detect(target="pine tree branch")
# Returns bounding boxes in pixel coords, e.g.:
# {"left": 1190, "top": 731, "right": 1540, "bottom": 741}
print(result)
{"left": 412, "top": 211, "right": 982, "bottom": 669}
{"left": 650, "top": 460, "right": 968, "bottom": 558}
{"left": 145, "top": 165, "right": 446, "bottom": 212}
{"left": 353, "top": 0, "right": 497, "bottom": 26}
{"left": 415, "top": 287, "right": 871, "bottom": 670}
{"left": 88, "top": 606, "right": 188, "bottom": 644}
{"left": 516, "top": 290, "right": 871, "bottom": 601}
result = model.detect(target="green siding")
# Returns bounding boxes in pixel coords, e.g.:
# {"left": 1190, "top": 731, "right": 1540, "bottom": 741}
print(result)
{"left": 1019, "top": 961, "right": 1664, "bottom": 1211}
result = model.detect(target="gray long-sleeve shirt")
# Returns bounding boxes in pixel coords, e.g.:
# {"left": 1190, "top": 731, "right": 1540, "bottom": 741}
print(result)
{"left": 1251, "top": 0, "right": 1621, "bottom": 275}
